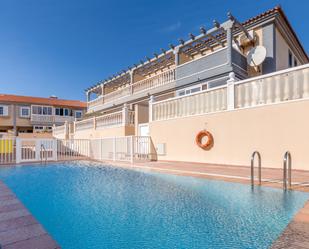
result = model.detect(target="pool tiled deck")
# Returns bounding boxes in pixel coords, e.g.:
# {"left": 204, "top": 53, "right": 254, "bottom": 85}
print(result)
{"left": 0, "top": 181, "right": 59, "bottom": 249}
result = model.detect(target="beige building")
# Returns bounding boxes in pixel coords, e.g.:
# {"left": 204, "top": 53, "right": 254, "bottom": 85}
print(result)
{"left": 0, "top": 94, "right": 86, "bottom": 136}
{"left": 54, "top": 6, "right": 309, "bottom": 170}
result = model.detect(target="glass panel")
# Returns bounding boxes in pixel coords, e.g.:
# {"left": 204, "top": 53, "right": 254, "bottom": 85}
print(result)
{"left": 0, "top": 107, "right": 3, "bottom": 115}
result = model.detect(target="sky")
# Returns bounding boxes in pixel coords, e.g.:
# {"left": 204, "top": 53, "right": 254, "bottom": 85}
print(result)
{"left": 0, "top": 0, "right": 308, "bottom": 101}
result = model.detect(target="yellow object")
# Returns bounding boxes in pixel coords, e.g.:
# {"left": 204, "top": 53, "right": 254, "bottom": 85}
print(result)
{"left": 0, "top": 140, "right": 13, "bottom": 153}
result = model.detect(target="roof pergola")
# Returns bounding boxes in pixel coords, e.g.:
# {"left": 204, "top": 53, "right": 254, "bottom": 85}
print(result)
{"left": 86, "top": 11, "right": 255, "bottom": 95}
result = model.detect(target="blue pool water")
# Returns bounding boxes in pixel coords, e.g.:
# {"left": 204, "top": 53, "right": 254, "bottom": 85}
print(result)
{"left": 0, "top": 161, "right": 308, "bottom": 249}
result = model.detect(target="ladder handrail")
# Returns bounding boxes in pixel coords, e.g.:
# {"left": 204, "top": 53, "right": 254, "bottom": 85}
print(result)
{"left": 251, "top": 151, "right": 261, "bottom": 186}
{"left": 40, "top": 144, "right": 47, "bottom": 164}
{"left": 283, "top": 151, "right": 292, "bottom": 190}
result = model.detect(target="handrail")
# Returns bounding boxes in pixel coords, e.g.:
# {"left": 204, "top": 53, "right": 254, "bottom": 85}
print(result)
{"left": 40, "top": 144, "right": 47, "bottom": 164}
{"left": 250, "top": 151, "right": 261, "bottom": 186}
{"left": 283, "top": 151, "right": 292, "bottom": 190}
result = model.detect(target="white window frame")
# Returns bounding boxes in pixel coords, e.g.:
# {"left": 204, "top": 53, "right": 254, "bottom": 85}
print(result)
{"left": 176, "top": 84, "right": 202, "bottom": 97}
{"left": 0, "top": 105, "right": 9, "bottom": 116}
{"left": 20, "top": 106, "right": 30, "bottom": 118}
{"left": 31, "top": 105, "right": 53, "bottom": 116}
{"left": 74, "top": 110, "right": 82, "bottom": 119}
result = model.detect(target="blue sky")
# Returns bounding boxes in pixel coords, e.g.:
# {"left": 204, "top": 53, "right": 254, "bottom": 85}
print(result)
{"left": 0, "top": 0, "right": 308, "bottom": 101}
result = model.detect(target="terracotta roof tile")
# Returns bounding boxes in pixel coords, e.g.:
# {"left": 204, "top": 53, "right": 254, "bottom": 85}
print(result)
{"left": 0, "top": 94, "right": 86, "bottom": 109}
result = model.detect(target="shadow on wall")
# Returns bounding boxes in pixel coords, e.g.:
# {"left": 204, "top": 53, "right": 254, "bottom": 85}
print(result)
{"left": 149, "top": 138, "right": 158, "bottom": 161}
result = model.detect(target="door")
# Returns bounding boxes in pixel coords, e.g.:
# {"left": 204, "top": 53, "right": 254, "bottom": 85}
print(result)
{"left": 138, "top": 124, "right": 149, "bottom": 136}
{"left": 137, "top": 124, "right": 150, "bottom": 156}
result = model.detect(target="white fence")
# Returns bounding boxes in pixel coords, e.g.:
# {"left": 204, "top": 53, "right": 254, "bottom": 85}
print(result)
{"left": 151, "top": 64, "right": 309, "bottom": 121}
{"left": 0, "top": 136, "right": 152, "bottom": 165}
{"left": 57, "top": 139, "right": 90, "bottom": 160}
{"left": 90, "top": 136, "right": 152, "bottom": 162}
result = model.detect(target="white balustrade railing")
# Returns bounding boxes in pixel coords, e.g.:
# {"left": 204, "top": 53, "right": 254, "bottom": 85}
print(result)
{"left": 31, "top": 114, "right": 74, "bottom": 123}
{"left": 152, "top": 86, "right": 227, "bottom": 121}
{"left": 96, "top": 111, "right": 123, "bottom": 129}
{"left": 104, "top": 86, "right": 132, "bottom": 104}
{"left": 151, "top": 64, "right": 309, "bottom": 121}
{"left": 88, "top": 69, "right": 176, "bottom": 110}
{"left": 75, "top": 118, "right": 94, "bottom": 132}
{"left": 235, "top": 64, "right": 309, "bottom": 108}
{"left": 132, "top": 69, "right": 175, "bottom": 93}
{"left": 53, "top": 125, "right": 66, "bottom": 136}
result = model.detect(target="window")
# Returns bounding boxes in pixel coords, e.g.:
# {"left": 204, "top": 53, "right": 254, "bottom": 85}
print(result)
{"left": 176, "top": 85, "right": 202, "bottom": 97}
{"left": 20, "top": 106, "right": 30, "bottom": 118}
{"left": 55, "top": 108, "right": 73, "bottom": 116}
{"left": 75, "top": 111, "right": 82, "bottom": 119}
{"left": 0, "top": 105, "right": 8, "bottom": 116}
{"left": 288, "top": 50, "right": 293, "bottom": 68}
{"left": 32, "top": 106, "right": 52, "bottom": 115}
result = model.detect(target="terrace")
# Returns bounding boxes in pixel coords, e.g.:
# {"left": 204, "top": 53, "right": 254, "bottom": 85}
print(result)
{"left": 86, "top": 12, "right": 252, "bottom": 113}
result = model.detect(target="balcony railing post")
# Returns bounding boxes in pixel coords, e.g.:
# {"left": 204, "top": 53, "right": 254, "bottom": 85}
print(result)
{"left": 16, "top": 138, "right": 21, "bottom": 164}
{"left": 93, "top": 116, "right": 96, "bottom": 130}
{"left": 149, "top": 95, "right": 155, "bottom": 122}
{"left": 64, "top": 121, "right": 68, "bottom": 139}
{"left": 122, "top": 103, "right": 129, "bottom": 126}
{"left": 227, "top": 72, "right": 236, "bottom": 110}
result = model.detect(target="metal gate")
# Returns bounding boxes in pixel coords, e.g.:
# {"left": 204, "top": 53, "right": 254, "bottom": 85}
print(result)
{"left": 16, "top": 138, "right": 57, "bottom": 163}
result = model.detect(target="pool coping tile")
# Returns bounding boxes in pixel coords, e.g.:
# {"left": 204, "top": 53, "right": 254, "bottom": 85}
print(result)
{"left": 0, "top": 181, "right": 60, "bottom": 249}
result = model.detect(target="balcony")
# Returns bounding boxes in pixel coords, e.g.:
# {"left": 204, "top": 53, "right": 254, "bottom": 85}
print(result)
{"left": 151, "top": 64, "right": 309, "bottom": 121}
{"left": 31, "top": 114, "right": 75, "bottom": 124}
{"left": 88, "top": 69, "right": 176, "bottom": 112}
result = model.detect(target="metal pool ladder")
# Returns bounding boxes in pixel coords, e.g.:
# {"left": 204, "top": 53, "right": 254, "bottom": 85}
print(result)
{"left": 283, "top": 151, "right": 292, "bottom": 190}
{"left": 40, "top": 144, "right": 47, "bottom": 164}
{"left": 251, "top": 151, "right": 261, "bottom": 187}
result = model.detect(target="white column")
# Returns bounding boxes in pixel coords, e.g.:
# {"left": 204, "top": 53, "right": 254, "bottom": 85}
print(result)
{"left": 303, "top": 69, "right": 309, "bottom": 98}
{"left": 64, "top": 121, "right": 68, "bottom": 139}
{"left": 35, "top": 140, "right": 41, "bottom": 161}
{"left": 16, "top": 138, "right": 21, "bottom": 164}
{"left": 93, "top": 116, "right": 96, "bottom": 130}
{"left": 52, "top": 139, "right": 58, "bottom": 161}
{"left": 122, "top": 103, "right": 129, "bottom": 126}
{"left": 174, "top": 47, "right": 180, "bottom": 66}
{"left": 149, "top": 95, "right": 155, "bottom": 122}
{"left": 227, "top": 72, "right": 236, "bottom": 110}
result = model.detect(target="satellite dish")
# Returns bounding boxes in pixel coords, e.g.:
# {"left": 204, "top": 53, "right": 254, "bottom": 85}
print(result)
{"left": 247, "top": 45, "right": 267, "bottom": 67}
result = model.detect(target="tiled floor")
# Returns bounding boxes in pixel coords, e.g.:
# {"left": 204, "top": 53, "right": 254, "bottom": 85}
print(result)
{"left": 0, "top": 181, "right": 59, "bottom": 249}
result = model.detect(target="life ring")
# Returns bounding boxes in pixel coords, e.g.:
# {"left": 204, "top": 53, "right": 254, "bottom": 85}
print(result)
{"left": 196, "top": 130, "right": 213, "bottom": 150}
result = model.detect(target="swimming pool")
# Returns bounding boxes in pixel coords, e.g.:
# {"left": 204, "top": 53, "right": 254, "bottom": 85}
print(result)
{"left": 0, "top": 161, "right": 307, "bottom": 249}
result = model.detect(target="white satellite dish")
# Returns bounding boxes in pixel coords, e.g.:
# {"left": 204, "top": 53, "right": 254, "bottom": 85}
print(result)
{"left": 247, "top": 45, "right": 267, "bottom": 67}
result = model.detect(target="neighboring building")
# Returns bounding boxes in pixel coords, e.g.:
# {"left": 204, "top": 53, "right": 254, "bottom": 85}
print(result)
{"left": 0, "top": 94, "right": 86, "bottom": 135}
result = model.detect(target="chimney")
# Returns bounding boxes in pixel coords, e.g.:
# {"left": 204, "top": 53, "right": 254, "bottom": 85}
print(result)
{"left": 50, "top": 95, "right": 58, "bottom": 99}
